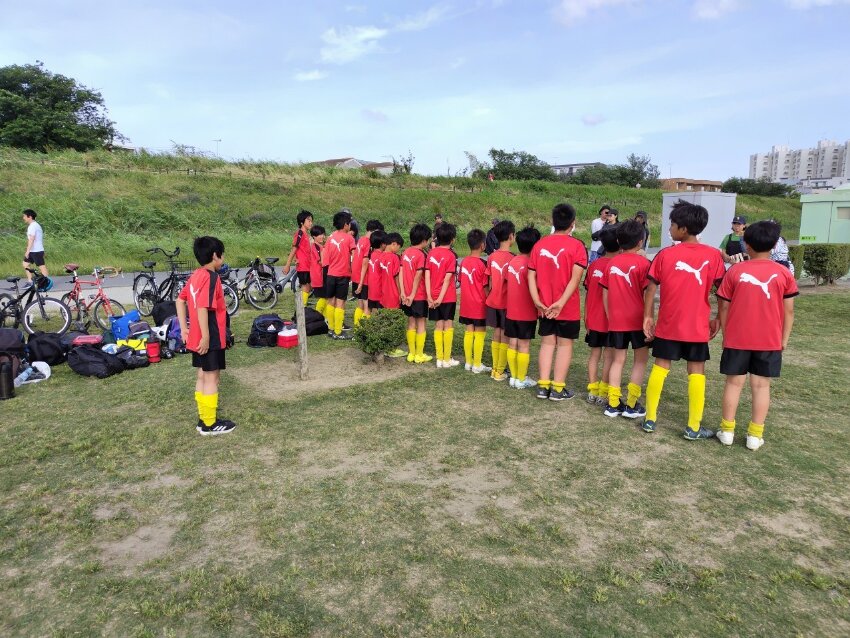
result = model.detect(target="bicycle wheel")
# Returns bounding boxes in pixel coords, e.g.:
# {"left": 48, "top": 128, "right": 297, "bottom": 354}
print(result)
{"left": 222, "top": 283, "right": 239, "bottom": 316}
{"left": 93, "top": 298, "right": 126, "bottom": 331}
{"left": 60, "top": 292, "right": 84, "bottom": 324}
{"left": 0, "top": 293, "right": 15, "bottom": 328}
{"left": 133, "top": 275, "right": 158, "bottom": 316}
{"left": 22, "top": 296, "right": 71, "bottom": 335}
{"left": 169, "top": 275, "right": 187, "bottom": 301}
{"left": 246, "top": 280, "right": 278, "bottom": 310}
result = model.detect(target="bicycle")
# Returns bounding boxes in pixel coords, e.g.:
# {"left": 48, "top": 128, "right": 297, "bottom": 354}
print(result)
{"left": 218, "top": 265, "right": 240, "bottom": 316}
{"left": 0, "top": 269, "right": 72, "bottom": 335}
{"left": 236, "top": 257, "right": 280, "bottom": 310}
{"left": 60, "top": 264, "right": 127, "bottom": 331}
{"left": 132, "top": 247, "right": 192, "bottom": 316}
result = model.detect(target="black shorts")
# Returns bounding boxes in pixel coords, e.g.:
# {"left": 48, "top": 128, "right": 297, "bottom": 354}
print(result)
{"left": 720, "top": 348, "right": 782, "bottom": 378}
{"left": 538, "top": 318, "right": 580, "bottom": 340}
{"left": 357, "top": 284, "right": 369, "bottom": 301}
{"left": 651, "top": 337, "right": 710, "bottom": 362}
{"left": 325, "top": 275, "right": 350, "bottom": 300}
{"left": 351, "top": 281, "right": 360, "bottom": 297}
{"left": 428, "top": 302, "right": 457, "bottom": 322}
{"left": 26, "top": 251, "right": 46, "bottom": 266}
{"left": 192, "top": 349, "right": 226, "bottom": 371}
{"left": 403, "top": 300, "right": 428, "bottom": 318}
{"left": 459, "top": 315, "right": 487, "bottom": 328}
{"left": 313, "top": 280, "right": 326, "bottom": 298}
{"left": 368, "top": 300, "right": 383, "bottom": 310}
{"left": 296, "top": 271, "right": 311, "bottom": 286}
{"left": 505, "top": 318, "right": 537, "bottom": 340}
{"left": 608, "top": 330, "right": 648, "bottom": 350}
{"left": 485, "top": 307, "right": 507, "bottom": 330}
{"left": 584, "top": 329, "right": 608, "bottom": 348}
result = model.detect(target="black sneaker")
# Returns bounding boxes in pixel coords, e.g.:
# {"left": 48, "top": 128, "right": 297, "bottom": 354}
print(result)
{"left": 548, "top": 388, "right": 575, "bottom": 401}
{"left": 196, "top": 419, "right": 205, "bottom": 432}
{"left": 603, "top": 403, "right": 624, "bottom": 417}
{"left": 536, "top": 387, "right": 551, "bottom": 400}
{"left": 199, "top": 419, "right": 237, "bottom": 436}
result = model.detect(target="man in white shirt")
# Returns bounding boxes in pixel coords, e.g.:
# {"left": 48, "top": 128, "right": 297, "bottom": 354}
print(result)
{"left": 22, "top": 209, "right": 49, "bottom": 287}
{"left": 588, "top": 205, "right": 610, "bottom": 264}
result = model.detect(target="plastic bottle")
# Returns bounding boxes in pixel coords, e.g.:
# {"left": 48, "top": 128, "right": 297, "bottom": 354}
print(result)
{"left": 13, "top": 366, "right": 33, "bottom": 388}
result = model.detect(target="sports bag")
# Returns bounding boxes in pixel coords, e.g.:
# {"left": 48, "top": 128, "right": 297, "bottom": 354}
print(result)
{"left": 27, "top": 332, "right": 69, "bottom": 366}
{"left": 72, "top": 335, "right": 104, "bottom": 347}
{"left": 0, "top": 328, "right": 26, "bottom": 358}
{"left": 0, "top": 352, "right": 22, "bottom": 379}
{"left": 68, "top": 345, "right": 126, "bottom": 378}
{"left": 257, "top": 263, "right": 276, "bottom": 280}
{"left": 151, "top": 301, "right": 177, "bottom": 327}
{"left": 111, "top": 309, "right": 141, "bottom": 340}
{"left": 128, "top": 320, "right": 151, "bottom": 339}
{"left": 247, "top": 313, "right": 285, "bottom": 347}
{"left": 115, "top": 345, "right": 150, "bottom": 369}
{"left": 292, "top": 308, "right": 328, "bottom": 336}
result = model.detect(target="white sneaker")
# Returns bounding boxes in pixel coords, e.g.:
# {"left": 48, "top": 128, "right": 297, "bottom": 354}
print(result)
{"left": 717, "top": 431, "right": 735, "bottom": 446}
{"left": 517, "top": 377, "right": 537, "bottom": 390}
{"left": 464, "top": 362, "right": 473, "bottom": 371}
{"left": 472, "top": 364, "right": 492, "bottom": 374}
{"left": 509, "top": 377, "right": 516, "bottom": 388}
{"left": 436, "top": 360, "right": 444, "bottom": 369}
{"left": 443, "top": 358, "right": 461, "bottom": 368}
{"left": 746, "top": 435, "right": 764, "bottom": 451}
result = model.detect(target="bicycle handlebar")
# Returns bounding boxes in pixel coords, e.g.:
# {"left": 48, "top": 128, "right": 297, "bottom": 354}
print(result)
{"left": 146, "top": 247, "right": 181, "bottom": 259}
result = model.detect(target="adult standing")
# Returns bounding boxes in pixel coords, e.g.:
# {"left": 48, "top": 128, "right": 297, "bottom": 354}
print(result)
{"left": 22, "top": 209, "right": 48, "bottom": 288}
{"left": 588, "top": 205, "right": 610, "bottom": 264}
{"left": 484, "top": 218, "right": 500, "bottom": 255}
{"left": 634, "top": 211, "right": 651, "bottom": 249}
{"left": 720, "top": 215, "right": 747, "bottom": 265}
{"left": 770, "top": 228, "right": 795, "bottom": 276}
{"left": 431, "top": 214, "right": 444, "bottom": 249}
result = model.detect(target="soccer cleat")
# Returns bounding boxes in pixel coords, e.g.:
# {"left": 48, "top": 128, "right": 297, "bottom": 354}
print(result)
{"left": 622, "top": 403, "right": 647, "bottom": 419}
{"left": 642, "top": 420, "right": 656, "bottom": 433}
{"left": 472, "top": 364, "right": 492, "bottom": 374}
{"left": 443, "top": 358, "right": 461, "bottom": 368}
{"left": 717, "top": 430, "right": 735, "bottom": 446}
{"left": 516, "top": 377, "right": 537, "bottom": 390}
{"left": 586, "top": 392, "right": 597, "bottom": 404}
{"left": 548, "top": 388, "right": 575, "bottom": 401}
{"left": 436, "top": 359, "right": 444, "bottom": 368}
{"left": 199, "top": 419, "right": 237, "bottom": 436}
{"left": 683, "top": 426, "right": 715, "bottom": 441}
{"left": 603, "top": 403, "right": 624, "bottom": 417}
{"left": 491, "top": 371, "right": 508, "bottom": 382}
{"left": 465, "top": 362, "right": 473, "bottom": 371}
{"left": 509, "top": 377, "right": 516, "bottom": 388}
{"left": 196, "top": 419, "right": 205, "bottom": 432}
{"left": 407, "top": 353, "right": 416, "bottom": 363}
{"left": 746, "top": 435, "right": 764, "bottom": 451}
{"left": 387, "top": 348, "right": 407, "bottom": 358}
{"left": 336, "top": 332, "right": 353, "bottom": 340}
{"left": 414, "top": 353, "right": 433, "bottom": 363}
{"left": 536, "top": 387, "right": 551, "bottom": 400}
{"left": 595, "top": 395, "right": 608, "bottom": 407}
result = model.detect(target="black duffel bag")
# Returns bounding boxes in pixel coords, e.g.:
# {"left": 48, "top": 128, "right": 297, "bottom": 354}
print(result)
{"left": 291, "top": 308, "right": 328, "bottom": 336}
{"left": 247, "top": 313, "right": 285, "bottom": 347}
{"left": 115, "top": 345, "right": 150, "bottom": 370}
{"left": 152, "top": 301, "right": 177, "bottom": 327}
{"left": 68, "top": 345, "right": 126, "bottom": 378}
{"left": 28, "top": 331, "right": 69, "bottom": 366}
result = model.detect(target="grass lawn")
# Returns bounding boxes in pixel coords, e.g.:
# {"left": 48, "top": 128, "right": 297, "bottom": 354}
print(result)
{"left": 2, "top": 287, "right": 849, "bottom": 636}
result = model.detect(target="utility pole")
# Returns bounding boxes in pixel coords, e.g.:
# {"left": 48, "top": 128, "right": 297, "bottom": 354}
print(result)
{"left": 213, "top": 139, "right": 222, "bottom": 157}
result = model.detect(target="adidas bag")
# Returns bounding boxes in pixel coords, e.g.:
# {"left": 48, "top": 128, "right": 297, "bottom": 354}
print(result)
{"left": 68, "top": 345, "right": 126, "bottom": 378}
{"left": 292, "top": 308, "right": 328, "bottom": 336}
{"left": 247, "top": 313, "right": 285, "bottom": 347}
{"left": 27, "top": 332, "right": 69, "bottom": 366}
{"left": 151, "top": 301, "right": 177, "bottom": 327}
{"left": 111, "top": 309, "right": 141, "bottom": 340}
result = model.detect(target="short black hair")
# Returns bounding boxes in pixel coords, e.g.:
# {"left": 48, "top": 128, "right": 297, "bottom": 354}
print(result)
{"left": 435, "top": 222, "right": 456, "bottom": 246}
{"left": 493, "top": 220, "right": 516, "bottom": 242}
{"left": 296, "top": 209, "right": 313, "bottom": 227}
{"left": 635, "top": 210, "right": 647, "bottom": 220}
{"left": 385, "top": 232, "right": 404, "bottom": 247}
{"left": 515, "top": 226, "right": 541, "bottom": 255}
{"left": 349, "top": 218, "right": 360, "bottom": 240}
{"left": 370, "top": 230, "right": 386, "bottom": 250}
{"left": 434, "top": 214, "right": 443, "bottom": 220}
{"left": 616, "top": 220, "right": 645, "bottom": 250}
{"left": 310, "top": 225, "right": 326, "bottom": 237}
{"left": 608, "top": 208, "right": 620, "bottom": 220}
{"left": 599, "top": 204, "right": 610, "bottom": 215}
{"left": 193, "top": 236, "right": 224, "bottom": 266}
{"left": 23, "top": 209, "right": 36, "bottom": 220}
{"left": 744, "top": 220, "right": 780, "bottom": 253}
{"left": 366, "top": 219, "right": 384, "bottom": 232}
{"left": 410, "top": 223, "right": 431, "bottom": 246}
{"left": 333, "top": 210, "right": 352, "bottom": 230}
{"left": 599, "top": 224, "right": 620, "bottom": 254}
{"left": 552, "top": 203, "right": 577, "bottom": 231}
{"left": 467, "top": 228, "right": 486, "bottom": 250}
{"left": 669, "top": 199, "right": 708, "bottom": 236}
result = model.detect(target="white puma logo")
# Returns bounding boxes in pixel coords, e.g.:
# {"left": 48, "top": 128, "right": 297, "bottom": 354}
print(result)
{"left": 674, "top": 260, "right": 710, "bottom": 285}
{"left": 539, "top": 248, "right": 566, "bottom": 269}
{"left": 189, "top": 283, "right": 199, "bottom": 307}
{"left": 610, "top": 265, "right": 636, "bottom": 287}
{"left": 507, "top": 264, "right": 523, "bottom": 285}
{"left": 379, "top": 262, "right": 389, "bottom": 273}
{"left": 330, "top": 238, "right": 342, "bottom": 251}
{"left": 591, "top": 269, "right": 604, "bottom": 279}
{"left": 739, "top": 272, "right": 779, "bottom": 299}
{"left": 403, "top": 254, "right": 414, "bottom": 267}
{"left": 429, "top": 256, "right": 444, "bottom": 269}
{"left": 460, "top": 266, "right": 475, "bottom": 285}
{"left": 490, "top": 262, "right": 504, "bottom": 275}
{"left": 369, "top": 260, "right": 378, "bottom": 272}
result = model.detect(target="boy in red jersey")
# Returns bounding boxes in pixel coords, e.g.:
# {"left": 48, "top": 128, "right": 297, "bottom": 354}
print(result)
{"left": 353, "top": 219, "right": 384, "bottom": 326}
{"left": 401, "top": 224, "right": 433, "bottom": 363}
{"left": 643, "top": 200, "right": 726, "bottom": 438}
{"left": 459, "top": 229, "right": 491, "bottom": 374}
{"left": 716, "top": 221, "right": 797, "bottom": 450}
{"left": 601, "top": 220, "right": 652, "bottom": 419}
{"left": 584, "top": 226, "right": 620, "bottom": 406}
{"left": 426, "top": 223, "right": 459, "bottom": 368}
{"left": 309, "top": 225, "right": 327, "bottom": 318}
{"left": 325, "top": 210, "right": 356, "bottom": 339}
{"left": 485, "top": 220, "right": 515, "bottom": 381}
{"left": 176, "top": 236, "right": 235, "bottom": 435}
{"left": 505, "top": 226, "right": 541, "bottom": 390}
{"left": 282, "top": 210, "right": 314, "bottom": 309}
{"left": 378, "top": 232, "right": 407, "bottom": 358}
{"left": 528, "top": 203, "right": 588, "bottom": 401}
{"left": 361, "top": 231, "right": 385, "bottom": 316}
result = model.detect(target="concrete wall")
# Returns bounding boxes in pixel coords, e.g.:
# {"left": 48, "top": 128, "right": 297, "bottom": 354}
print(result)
{"left": 660, "top": 192, "right": 738, "bottom": 251}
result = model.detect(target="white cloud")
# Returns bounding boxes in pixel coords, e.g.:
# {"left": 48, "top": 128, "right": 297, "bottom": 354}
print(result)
{"left": 553, "top": 0, "right": 637, "bottom": 26}
{"left": 294, "top": 70, "right": 327, "bottom": 82}
{"left": 692, "top": 0, "right": 741, "bottom": 19}
{"left": 320, "top": 25, "right": 388, "bottom": 64}
{"left": 396, "top": 5, "right": 452, "bottom": 31}
{"left": 581, "top": 114, "right": 606, "bottom": 126}
{"left": 786, "top": 0, "right": 850, "bottom": 7}
{"left": 361, "top": 108, "right": 389, "bottom": 123}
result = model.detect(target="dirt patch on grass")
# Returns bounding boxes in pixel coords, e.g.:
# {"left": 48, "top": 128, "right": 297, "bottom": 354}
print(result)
{"left": 754, "top": 510, "right": 832, "bottom": 549}
{"left": 300, "top": 446, "right": 384, "bottom": 478}
{"left": 93, "top": 503, "right": 138, "bottom": 521}
{"left": 98, "top": 472, "right": 191, "bottom": 497}
{"left": 231, "top": 349, "right": 421, "bottom": 400}
{"left": 99, "top": 514, "right": 186, "bottom": 569}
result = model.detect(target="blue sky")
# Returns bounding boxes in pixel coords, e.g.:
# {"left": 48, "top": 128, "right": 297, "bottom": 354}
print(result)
{"left": 1, "top": 0, "right": 849, "bottom": 179}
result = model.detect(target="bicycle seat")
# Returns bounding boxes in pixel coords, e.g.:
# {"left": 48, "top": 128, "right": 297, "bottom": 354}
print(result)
{"left": 64, "top": 263, "right": 80, "bottom": 272}
{"left": 265, "top": 257, "right": 280, "bottom": 264}
{"left": 6, "top": 276, "right": 21, "bottom": 283}
{"left": 142, "top": 261, "right": 157, "bottom": 269}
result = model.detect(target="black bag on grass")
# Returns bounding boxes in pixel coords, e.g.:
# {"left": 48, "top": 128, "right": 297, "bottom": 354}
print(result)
{"left": 68, "top": 345, "right": 126, "bottom": 378}
{"left": 115, "top": 345, "right": 150, "bottom": 370}
{"left": 292, "top": 308, "right": 328, "bottom": 336}
{"left": 152, "top": 301, "right": 177, "bottom": 327}
{"left": 28, "top": 331, "right": 69, "bottom": 365}
{"left": 247, "top": 313, "right": 285, "bottom": 347}
{"left": 0, "top": 328, "right": 26, "bottom": 379}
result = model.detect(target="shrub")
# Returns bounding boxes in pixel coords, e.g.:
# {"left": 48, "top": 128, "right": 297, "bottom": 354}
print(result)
{"left": 788, "top": 244, "right": 805, "bottom": 280}
{"left": 353, "top": 308, "right": 406, "bottom": 362}
{"left": 802, "top": 244, "right": 850, "bottom": 286}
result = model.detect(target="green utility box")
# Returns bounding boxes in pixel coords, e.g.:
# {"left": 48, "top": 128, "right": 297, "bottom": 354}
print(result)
{"left": 799, "top": 185, "right": 850, "bottom": 244}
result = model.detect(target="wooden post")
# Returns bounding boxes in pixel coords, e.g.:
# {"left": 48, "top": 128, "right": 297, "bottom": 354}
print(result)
{"left": 294, "top": 290, "right": 309, "bottom": 380}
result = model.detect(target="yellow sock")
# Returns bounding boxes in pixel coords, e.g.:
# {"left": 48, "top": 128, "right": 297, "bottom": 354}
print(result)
{"left": 720, "top": 418, "right": 736, "bottom": 433}
{"left": 473, "top": 331, "right": 485, "bottom": 367}
{"left": 406, "top": 329, "right": 416, "bottom": 356}
{"left": 334, "top": 307, "right": 345, "bottom": 335}
{"left": 627, "top": 382, "right": 642, "bottom": 409}
{"left": 608, "top": 385, "right": 622, "bottom": 408}
{"left": 587, "top": 381, "right": 600, "bottom": 396}
{"left": 538, "top": 379, "right": 551, "bottom": 389}
{"left": 301, "top": 290, "right": 309, "bottom": 307}
{"left": 747, "top": 421, "right": 765, "bottom": 439}
{"left": 316, "top": 298, "right": 326, "bottom": 314}
{"left": 497, "top": 342, "right": 509, "bottom": 375}
{"left": 434, "top": 330, "right": 444, "bottom": 361}
{"left": 195, "top": 391, "right": 203, "bottom": 421}
{"left": 200, "top": 393, "right": 217, "bottom": 426}
{"left": 506, "top": 348, "right": 518, "bottom": 379}
{"left": 353, "top": 306, "right": 363, "bottom": 326}
{"left": 491, "top": 341, "right": 499, "bottom": 369}
{"left": 517, "top": 352, "right": 530, "bottom": 381}
{"left": 324, "top": 303, "right": 334, "bottom": 325}
{"left": 552, "top": 381, "right": 566, "bottom": 393}
{"left": 598, "top": 381, "right": 609, "bottom": 399}
{"left": 464, "top": 331, "right": 474, "bottom": 364}
{"left": 444, "top": 328, "right": 454, "bottom": 361}
{"left": 645, "top": 365, "right": 669, "bottom": 422}
{"left": 416, "top": 331, "right": 426, "bottom": 356}
{"left": 687, "top": 373, "right": 706, "bottom": 432}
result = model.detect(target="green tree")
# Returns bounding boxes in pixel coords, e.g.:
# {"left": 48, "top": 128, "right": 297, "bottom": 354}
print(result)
{"left": 566, "top": 154, "right": 660, "bottom": 188}
{"left": 722, "top": 176, "right": 794, "bottom": 197}
{"left": 480, "top": 148, "right": 557, "bottom": 181}
{"left": 0, "top": 62, "right": 124, "bottom": 151}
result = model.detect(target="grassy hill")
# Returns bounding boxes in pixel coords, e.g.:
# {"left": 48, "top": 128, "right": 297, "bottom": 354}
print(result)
{"left": 0, "top": 148, "right": 802, "bottom": 273}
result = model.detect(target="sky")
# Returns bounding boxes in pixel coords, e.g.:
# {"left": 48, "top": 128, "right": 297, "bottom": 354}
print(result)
{"left": 1, "top": 0, "right": 849, "bottom": 179}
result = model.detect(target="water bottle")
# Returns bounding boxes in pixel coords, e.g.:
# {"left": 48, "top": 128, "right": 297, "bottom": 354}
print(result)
{"left": 13, "top": 366, "right": 33, "bottom": 388}
{"left": 0, "top": 362, "right": 14, "bottom": 399}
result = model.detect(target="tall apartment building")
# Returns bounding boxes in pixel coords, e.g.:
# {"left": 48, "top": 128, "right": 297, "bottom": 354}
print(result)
{"left": 749, "top": 139, "right": 850, "bottom": 184}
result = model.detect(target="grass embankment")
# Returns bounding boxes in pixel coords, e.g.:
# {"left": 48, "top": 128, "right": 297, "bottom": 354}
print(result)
{"left": 0, "top": 148, "right": 801, "bottom": 274}
{"left": 1, "top": 288, "right": 849, "bottom": 636}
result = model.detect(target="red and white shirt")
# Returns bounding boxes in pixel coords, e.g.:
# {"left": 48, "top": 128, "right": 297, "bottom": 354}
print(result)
{"left": 378, "top": 252, "right": 401, "bottom": 309}
{"left": 178, "top": 268, "right": 227, "bottom": 351}
{"left": 401, "top": 247, "right": 427, "bottom": 302}
{"left": 367, "top": 249, "right": 383, "bottom": 302}
{"left": 426, "top": 246, "right": 457, "bottom": 303}
{"left": 528, "top": 234, "right": 588, "bottom": 321}
{"left": 309, "top": 243, "right": 324, "bottom": 289}
{"left": 352, "top": 235, "right": 371, "bottom": 284}
{"left": 326, "top": 230, "right": 356, "bottom": 278}
{"left": 459, "top": 255, "right": 488, "bottom": 320}
{"left": 601, "top": 252, "right": 651, "bottom": 332}
{"left": 506, "top": 254, "right": 537, "bottom": 322}
{"left": 716, "top": 259, "right": 798, "bottom": 351}
{"left": 648, "top": 242, "right": 725, "bottom": 342}
{"left": 584, "top": 256, "right": 611, "bottom": 333}
{"left": 292, "top": 229, "right": 312, "bottom": 273}
{"left": 485, "top": 249, "right": 513, "bottom": 310}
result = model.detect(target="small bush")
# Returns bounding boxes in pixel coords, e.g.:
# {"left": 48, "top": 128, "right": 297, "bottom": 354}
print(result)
{"left": 788, "top": 244, "right": 805, "bottom": 280}
{"left": 353, "top": 308, "right": 406, "bottom": 361}
{"left": 802, "top": 244, "right": 850, "bottom": 285}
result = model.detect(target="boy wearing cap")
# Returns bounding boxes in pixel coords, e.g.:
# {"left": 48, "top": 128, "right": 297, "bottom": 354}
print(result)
{"left": 720, "top": 216, "right": 747, "bottom": 265}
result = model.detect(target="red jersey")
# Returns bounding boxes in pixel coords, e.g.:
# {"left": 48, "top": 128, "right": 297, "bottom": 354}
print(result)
{"left": 528, "top": 234, "right": 588, "bottom": 321}
{"left": 367, "top": 249, "right": 383, "bottom": 302}
{"left": 506, "top": 254, "right": 537, "bottom": 322}
{"left": 601, "top": 252, "right": 651, "bottom": 332}
{"left": 378, "top": 252, "right": 401, "bottom": 309}
{"left": 352, "top": 235, "right": 370, "bottom": 284}
{"left": 459, "top": 255, "right": 488, "bottom": 320}
{"left": 178, "top": 268, "right": 227, "bottom": 352}
{"left": 648, "top": 242, "right": 725, "bottom": 342}
{"left": 401, "top": 247, "right": 427, "bottom": 302}
{"left": 292, "top": 229, "right": 312, "bottom": 272}
{"left": 485, "top": 249, "right": 513, "bottom": 310}
{"left": 716, "top": 259, "right": 798, "bottom": 351}
{"left": 583, "top": 256, "right": 611, "bottom": 333}
{"left": 326, "top": 231, "right": 355, "bottom": 278}
{"left": 426, "top": 246, "right": 457, "bottom": 303}
{"left": 309, "top": 243, "right": 324, "bottom": 289}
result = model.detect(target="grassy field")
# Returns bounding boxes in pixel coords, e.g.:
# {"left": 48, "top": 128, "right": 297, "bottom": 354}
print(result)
{"left": 0, "top": 148, "right": 802, "bottom": 274}
{"left": 1, "top": 286, "right": 849, "bottom": 636}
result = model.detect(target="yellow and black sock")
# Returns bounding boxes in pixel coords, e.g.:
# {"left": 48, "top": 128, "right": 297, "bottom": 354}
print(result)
{"left": 416, "top": 331, "right": 426, "bottom": 357}
{"left": 444, "top": 328, "right": 454, "bottom": 361}
{"left": 720, "top": 418, "right": 736, "bottom": 433}
{"left": 747, "top": 421, "right": 765, "bottom": 439}
{"left": 627, "top": 382, "right": 642, "bottom": 409}
{"left": 473, "top": 331, "right": 485, "bottom": 367}
{"left": 464, "top": 331, "right": 474, "bottom": 365}
{"left": 645, "top": 365, "right": 669, "bottom": 422}
{"left": 608, "top": 385, "right": 622, "bottom": 408}
{"left": 687, "top": 373, "right": 706, "bottom": 432}
{"left": 517, "top": 352, "right": 530, "bottom": 381}
{"left": 434, "top": 330, "right": 444, "bottom": 361}
{"left": 506, "top": 348, "right": 518, "bottom": 379}
{"left": 407, "top": 330, "right": 417, "bottom": 357}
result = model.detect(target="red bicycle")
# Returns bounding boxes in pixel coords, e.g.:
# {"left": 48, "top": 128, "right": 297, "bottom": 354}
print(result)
{"left": 60, "top": 264, "right": 127, "bottom": 331}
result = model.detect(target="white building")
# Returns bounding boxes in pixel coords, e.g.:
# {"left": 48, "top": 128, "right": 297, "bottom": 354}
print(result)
{"left": 749, "top": 140, "right": 850, "bottom": 184}
{"left": 549, "top": 162, "right": 603, "bottom": 177}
